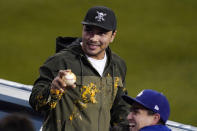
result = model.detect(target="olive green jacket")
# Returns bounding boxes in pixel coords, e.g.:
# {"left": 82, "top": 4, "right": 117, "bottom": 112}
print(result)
{"left": 29, "top": 39, "right": 129, "bottom": 131}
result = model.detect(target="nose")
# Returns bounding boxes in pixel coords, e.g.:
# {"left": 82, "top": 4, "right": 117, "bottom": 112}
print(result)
{"left": 89, "top": 33, "right": 100, "bottom": 42}
{"left": 127, "top": 112, "right": 133, "bottom": 120}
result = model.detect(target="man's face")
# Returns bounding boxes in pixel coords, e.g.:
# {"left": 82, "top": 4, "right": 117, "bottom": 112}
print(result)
{"left": 82, "top": 25, "right": 116, "bottom": 59}
{"left": 127, "top": 103, "right": 157, "bottom": 131}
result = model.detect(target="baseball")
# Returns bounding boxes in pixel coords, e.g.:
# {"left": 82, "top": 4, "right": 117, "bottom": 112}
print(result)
{"left": 63, "top": 69, "right": 76, "bottom": 86}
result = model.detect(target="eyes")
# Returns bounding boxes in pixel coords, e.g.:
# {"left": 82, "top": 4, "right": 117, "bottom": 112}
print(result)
{"left": 130, "top": 106, "right": 147, "bottom": 114}
{"left": 84, "top": 26, "right": 108, "bottom": 35}
{"left": 130, "top": 107, "right": 140, "bottom": 114}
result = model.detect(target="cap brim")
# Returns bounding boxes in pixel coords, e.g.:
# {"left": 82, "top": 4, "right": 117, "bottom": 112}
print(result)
{"left": 122, "top": 95, "right": 146, "bottom": 108}
{"left": 81, "top": 21, "right": 112, "bottom": 31}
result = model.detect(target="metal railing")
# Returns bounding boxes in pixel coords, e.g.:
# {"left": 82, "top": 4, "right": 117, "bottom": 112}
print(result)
{"left": 0, "top": 78, "right": 197, "bottom": 131}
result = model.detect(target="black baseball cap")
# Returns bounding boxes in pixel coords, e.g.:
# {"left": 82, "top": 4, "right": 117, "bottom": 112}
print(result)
{"left": 81, "top": 6, "right": 117, "bottom": 31}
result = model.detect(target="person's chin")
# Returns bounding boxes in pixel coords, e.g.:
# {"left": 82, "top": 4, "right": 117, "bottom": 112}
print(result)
{"left": 130, "top": 127, "right": 138, "bottom": 131}
{"left": 129, "top": 124, "right": 138, "bottom": 131}
{"left": 86, "top": 49, "right": 98, "bottom": 55}
{"left": 86, "top": 51, "right": 97, "bottom": 57}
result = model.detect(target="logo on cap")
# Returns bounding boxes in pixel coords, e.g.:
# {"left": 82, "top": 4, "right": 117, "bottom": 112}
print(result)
{"left": 95, "top": 11, "right": 107, "bottom": 22}
{"left": 154, "top": 105, "right": 159, "bottom": 111}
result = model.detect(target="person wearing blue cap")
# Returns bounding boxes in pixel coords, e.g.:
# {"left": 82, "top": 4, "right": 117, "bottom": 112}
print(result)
{"left": 29, "top": 6, "right": 130, "bottom": 131}
{"left": 122, "top": 89, "right": 171, "bottom": 131}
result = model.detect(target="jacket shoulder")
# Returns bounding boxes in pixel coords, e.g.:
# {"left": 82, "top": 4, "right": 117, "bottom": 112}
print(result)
{"left": 111, "top": 52, "right": 127, "bottom": 69}
{"left": 140, "top": 125, "right": 171, "bottom": 131}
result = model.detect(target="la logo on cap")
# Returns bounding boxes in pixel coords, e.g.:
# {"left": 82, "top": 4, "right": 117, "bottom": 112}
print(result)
{"left": 154, "top": 105, "right": 159, "bottom": 111}
{"left": 95, "top": 11, "right": 107, "bottom": 22}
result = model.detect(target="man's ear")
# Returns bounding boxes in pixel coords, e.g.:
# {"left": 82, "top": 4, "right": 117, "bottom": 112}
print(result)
{"left": 110, "top": 30, "right": 117, "bottom": 43}
{"left": 153, "top": 113, "right": 161, "bottom": 125}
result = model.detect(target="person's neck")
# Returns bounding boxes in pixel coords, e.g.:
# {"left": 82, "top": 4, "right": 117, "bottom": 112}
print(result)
{"left": 87, "top": 52, "right": 106, "bottom": 60}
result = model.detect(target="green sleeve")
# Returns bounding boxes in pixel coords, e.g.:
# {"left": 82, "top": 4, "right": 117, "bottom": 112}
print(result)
{"left": 29, "top": 55, "right": 66, "bottom": 112}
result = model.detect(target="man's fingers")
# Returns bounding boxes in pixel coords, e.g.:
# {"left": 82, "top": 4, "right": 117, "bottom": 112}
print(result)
{"left": 51, "top": 77, "right": 67, "bottom": 93}
{"left": 71, "top": 84, "right": 76, "bottom": 88}
{"left": 51, "top": 69, "right": 76, "bottom": 93}
{"left": 58, "top": 70, "right": 66, "bottom": 79}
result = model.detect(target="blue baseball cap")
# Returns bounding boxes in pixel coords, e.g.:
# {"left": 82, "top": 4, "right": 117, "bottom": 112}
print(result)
{"left": 122, "top": 89, "right": 170, "bottom": 123}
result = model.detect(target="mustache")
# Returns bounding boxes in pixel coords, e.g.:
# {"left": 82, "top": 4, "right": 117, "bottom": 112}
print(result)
{"left": 86, "top": 41, "right": 101, "bottom": 46}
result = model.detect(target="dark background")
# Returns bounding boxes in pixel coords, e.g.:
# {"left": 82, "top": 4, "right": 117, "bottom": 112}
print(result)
{"left": 0, "top": 0, "right": 197, "bottom": 126}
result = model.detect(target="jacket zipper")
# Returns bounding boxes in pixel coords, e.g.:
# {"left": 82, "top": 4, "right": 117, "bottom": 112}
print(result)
{"left": 98, "top": 77, "right": 103, "bottom": 131}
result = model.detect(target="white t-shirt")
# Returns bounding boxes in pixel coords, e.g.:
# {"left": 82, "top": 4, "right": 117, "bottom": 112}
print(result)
{"left": 86, "top": 53, "right": 107, "bottom": 76}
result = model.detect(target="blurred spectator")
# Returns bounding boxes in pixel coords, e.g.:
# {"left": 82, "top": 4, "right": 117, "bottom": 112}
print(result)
{"left": 0, "top": 113, "right": 35, "bottom": 131}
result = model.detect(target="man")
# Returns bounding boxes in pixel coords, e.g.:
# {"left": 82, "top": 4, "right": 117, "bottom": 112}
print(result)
{"left": 122, "top": 89, "right": 171, "bottom": 131}
{"left": 29, "top": 6, "right": 129, "bottom": 131}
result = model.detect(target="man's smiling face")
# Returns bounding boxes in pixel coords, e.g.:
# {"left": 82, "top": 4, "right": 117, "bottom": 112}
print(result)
{"left": 82, "top": 25, "right": 116, "bottom": 60}
{"left": 127, "top": 103, "right": 158, "bottom": 131}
